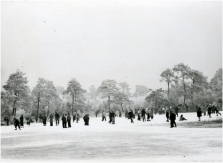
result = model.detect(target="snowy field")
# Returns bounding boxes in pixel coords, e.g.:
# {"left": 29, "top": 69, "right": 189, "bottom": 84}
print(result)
{"left": 1, "top": 112, "right": 222, "bottom": 162}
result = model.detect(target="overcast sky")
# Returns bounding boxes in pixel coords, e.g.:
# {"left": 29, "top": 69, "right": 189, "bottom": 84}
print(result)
{"left": 1, "top": 1, "right": 222, "bottom": 93}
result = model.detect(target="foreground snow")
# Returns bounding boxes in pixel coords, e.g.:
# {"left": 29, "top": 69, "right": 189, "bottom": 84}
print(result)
{"left": 1, "top": 112, "right": 222, "bottom": 162}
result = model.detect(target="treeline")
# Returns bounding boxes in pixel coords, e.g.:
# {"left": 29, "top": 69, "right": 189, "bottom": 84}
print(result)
{"left": 1, "top": 63, "right": 222, "bottom": 122}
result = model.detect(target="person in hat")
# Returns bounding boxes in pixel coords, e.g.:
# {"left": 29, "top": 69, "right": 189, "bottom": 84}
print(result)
{"left": 83, "top": 114, "right": 90, "bottom": 126}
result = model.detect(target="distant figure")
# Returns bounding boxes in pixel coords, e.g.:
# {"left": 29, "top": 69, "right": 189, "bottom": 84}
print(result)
{"left": 102, "top": 111, "right": 106, "bottom": 121}
{"left": 116, "top": 111, "right": 119, "bottom": 118}
{"left": 197, "top": 106, "right": 202, "bottom": 121}
{"left": 119, "top": 111, "right": 122, "bottom": 117}
{"left": 83, "top": 114, "right": 90, "bottom": 125}
{"left": 13, "top": 118, "right": 21, "bottom": 130}
{"left": 207, "top": 104, "right": 212, "bottom": 118}
{"left": 147, "top": 109, "right": 151, "bottom": 121}
{"left": 55, "top": 112, "right": 60, "bottom": 126}
{"left": 62, "top": 114, "right": 67, "bottom": 128}
{"left": 67, "top": 113, "right": 71, "bottom": 128}
{"left": 151, "top": 108, "right": 154, "bottom": 119}
{"left": 108, "top": 110, "right": 112, "bottom": 123}
{"left": 49, "top": 113, "right": 54, "bottom": 126}
{"left": 166, "top": 111, "right": 170, "bottom": 122}
{"left": 43, "top": 115, "right": 47, "bottom": 126}
{"left": 73, "top": 112, "right": 76, "bottom": 122}
{"left": 137, "top": 109, "right": 141, "bottom": 121}
{"left": 4, "top": 116, "right": 9, "bottom": 126}
{"left": 202, "top": 105, "right": 207, "bottom": 116}
{"left": 26, "top": 115, "right": 31, "bottom": 126}
{"left": 141, "top": 108, "right": 146, "bottom": 122}
{"left": 215, "top": 105, "right": 222, "bottom": 116}
{"left": 170, "top": 111, "right": 177, "bottom": 128}
{"left": 111, "top": 110, "right": 116, "bottom": 124}
{"left": 20, "top": 115, "right": 24, "bottom": 128}
{"left": 175, "top": 106, "right": 179, "bottom": 117}
{"left": 76, "top": 112, "right": 80, "bottom": 123}
{"left": 179, "top": 114, "right": 187, "bottom": 121}
{"left": 128, "top": 110, "right": 134, "bottom": 123}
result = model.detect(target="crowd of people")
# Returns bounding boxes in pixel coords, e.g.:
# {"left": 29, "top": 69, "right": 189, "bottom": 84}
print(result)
{"left": 3, "top": 103, "right": 221, "bottom": 130}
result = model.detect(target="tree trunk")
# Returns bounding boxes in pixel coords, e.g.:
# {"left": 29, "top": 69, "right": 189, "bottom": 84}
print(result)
{"left": 120, "top": 103, "right": 124, "bottom": 112}
{"left": 36, "top": 97, "right": 40, "bottom": 122}
{"left": 12, "top": 100, "right": 16, "bottom": 117}
{"left": 191, "top": 79, "right": 195, "bottom": 111}
{"left": 183, "top": 75, "right": 187, "bottom": 111}
{"left": 167, "top": 82, "right": 170, "bottom": 97}
{"left": 74, "top": 91, "right": 77, "bottom": 112}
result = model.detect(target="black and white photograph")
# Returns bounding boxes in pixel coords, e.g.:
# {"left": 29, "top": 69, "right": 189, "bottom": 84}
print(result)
{"left": 1, "top": 0, "right": 222, "bottom": 162}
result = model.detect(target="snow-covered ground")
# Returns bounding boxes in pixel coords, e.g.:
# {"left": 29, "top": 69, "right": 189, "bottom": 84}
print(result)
{"left": 1, "top": 112, "right": 222, "bottom": 162}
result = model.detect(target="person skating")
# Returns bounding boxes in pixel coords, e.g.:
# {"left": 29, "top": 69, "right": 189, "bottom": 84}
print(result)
{"left": 49, "top": 113, "right": 54, "bottom": 126}
{"left": 55, "top": 112, "right": 60, "bottom": 126}
{"left": 215, "top": 105, "right": 222, "bottom": 116}
{"left": 166, "top": 110, "right": 170, "bottom": 122}
{"left": 128, "top": 110, "right": 134, "bottom": 123}
{"left": 67, "top": 113, "right": 71, "bottom": 128}
{"left": 197, "top": 105, "right": 202, "bottom": 121}
{"left": 83, "top": 114, "right": 90, "bottom": 125}
{"left": 76, "top": 112, "right": 80, "bottom": 123}
{"left": 13, "top": 118, "right": 21, "bottom": 130}
{"left": 20, "top": 115, "right": 24, "bottom": 128}
{"left": 73, "top": 112, "right": 76, "bottom": 123}
{"left": 170, "top": 111, "right": 177, "bottom": 128}
{"left": 207, "top": 104, "right": 212, "bottom": 118}
{"left": 108, "top": 110, "right": 112, "bottom": 123}
{"left": 26, "top": 115, "right": 31, "bottom": 126}
{"left": 43, "top": 115, "right": 47, "bottom": 126}
{"left": 102, "top": 111, "right": 106, "bottom": 121}
{"left": 137, "top": 109, "right": 141, "bottom": 121}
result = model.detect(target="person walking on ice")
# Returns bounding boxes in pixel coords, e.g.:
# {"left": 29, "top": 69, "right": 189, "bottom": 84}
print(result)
{"left": 13, "top": 118, "right": 21, "bottom": 130}
{"left": 102, "top": 111, "right": 106, "bottom": 121}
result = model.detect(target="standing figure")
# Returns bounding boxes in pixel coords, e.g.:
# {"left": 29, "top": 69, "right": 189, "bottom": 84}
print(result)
{"left": 202, "top": 105, "right": 206, "bottom": 116}
{"left": 43, "top": 115, "right": 47, "bottom": 126}
{"left": 83, "top": 114, "right": 90, "bottom": 125}
{"left": 55, "top": 112, "right": 60, "bottom": 126}
{"left": 26, "top": 115, "right": 31, "bottom": 126}
{"left": 102, "top": 111, "right": 106, "bottom": 121}
{"left": 111, "top": 110, "right": 116, "bottom": 124}
{"left": 13, "top": 118, "right": 21, "bottom": 130}
{"left": 128, "top": 110, "right": 134, "bottom": 123}
{"left": 119, "top": 111, "right": 122, "bottom": 117}
{"left": 49, "top": 113, "right": 54, "bottom": 126}
{"left": 4, "top": 116, "right": 9, "bottom": 126}
{"left": 62, "top": 114, "right": 67, "bottom": 128}
{"left": 197, "top": 106, "right": 202, "bottom": 121}
{"left": 207, "top": 104, "right": 212, "bottom": 118}
{"left": 108, "top": 110, "right": 112, "bottom": 123}
{"left": 76, "top": 112, "right": 80, "bottom": 123}
{"left": 166, "top": 110, "right": 170, "bottom": 122}
{"left": 141, "top": 108, "right": 146, "bottom": 122}
{"left": 20, "top": 115, "right": 24, "bottom": 128}
{"left": 137, "top": 109, "right": 141, "bottom": 121}
{"left": 147, "top": 109, "right": 151, "bottom": 121}
{"left": 170, "top": 111, "right": 177, "bottom": 128}
{"left": 73, "top": 112, "right": 76, "bottom": 122}
{"left": 67, "top": 113, "right": 71, "bottom": 128}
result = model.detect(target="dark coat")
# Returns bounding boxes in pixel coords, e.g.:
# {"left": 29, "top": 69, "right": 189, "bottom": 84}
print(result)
{"left": 197, "top": 109, "right": 202, "bottom": 117}
{"left": 128, "top": 111, "right": 134, "bottom": 118}
{"left": 141, "top": 109, "right": 146, "bottom": 116}
{"left": 166, "top": 112, "right": 170, "bottom": 118}
{"left": 67, "top": 115, "right": 71, "bottom": 121}
{"left": 208, "top": 106, "right": 212, "bottom": 114}
{"left": 83, "top": 115, "right": 89, "bottom": 125}
{"left": 170, "top": 113, "right": 176, "bottom": 121}
{"left": 43, "top": 116, "right": 47, "bottom": 124}
{"left": 62, "top": 115, "right": 66, "bottom": 122}
{"left": 55, "top": 113, "right": 60, "bottom": 119}
{"left": 20, "top": 116, "right": 24, "bottom": 126}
